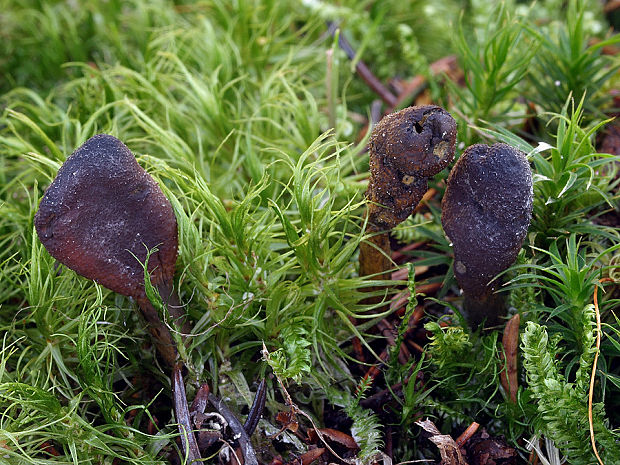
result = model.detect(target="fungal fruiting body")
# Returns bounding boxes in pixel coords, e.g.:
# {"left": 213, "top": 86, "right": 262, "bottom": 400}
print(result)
{"left": 35, "top": 134, "right": 178, "bottom": 297}
{"left": 35, "top": 134, "right": 181, "bottom": 366}
{"left": 441, "top": 143, "right": 533, "bottom": 326}
{"left": 360, "top": 105, "right": 457, "bottom": 280}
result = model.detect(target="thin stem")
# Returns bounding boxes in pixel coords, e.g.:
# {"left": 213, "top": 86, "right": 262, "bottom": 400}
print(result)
{"left": 327, "top": 22, "right": 397, "bottom": 107}
{"left": 589, "top": 279, "right": 613, "bottom": 465}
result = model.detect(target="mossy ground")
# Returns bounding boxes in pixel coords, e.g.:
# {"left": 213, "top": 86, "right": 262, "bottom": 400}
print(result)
{"left": 1, "top": 1, "right": 618, "bottom": 464}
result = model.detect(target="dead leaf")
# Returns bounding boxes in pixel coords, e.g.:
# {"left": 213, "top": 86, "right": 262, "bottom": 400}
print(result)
{"left": 500, "top": 314, "right": 520, "bottom": 403}
{"left": 308, "top": 428, "right": 358, "bottom": 450}
{"left": 416, "top": 419, "right": 469, "bottom": 465}
{"left": 456, "top": 422, "right": 480, "bottom": 447}
{"left": 276, "top": 410, "right": 299, "bottom": 433}
{"left": 464, "top": 429, "right": 517, "bottom": 465}
{"left": 300, "top": 447, "right": 325, "bottom": 465}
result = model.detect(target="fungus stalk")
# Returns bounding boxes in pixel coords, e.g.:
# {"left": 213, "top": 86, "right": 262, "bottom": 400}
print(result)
{"left": 441, "top": 143, "right": 533, "bottom": 327}
{"left": 360, "top": 106, "right": 457, "bottom": 285}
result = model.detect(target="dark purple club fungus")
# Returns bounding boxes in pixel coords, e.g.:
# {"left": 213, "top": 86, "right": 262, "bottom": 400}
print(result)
{"left": 441, "top": 143, "right": 533, "bottom": 326}
{"left": 35, "top": 134, "right": 183, "bottom": 365}
{"left": 360, "top": 105, "right": 457, "bottom": 282}
{"left": 35, "top": 135, "right": 201, "bottom": 462}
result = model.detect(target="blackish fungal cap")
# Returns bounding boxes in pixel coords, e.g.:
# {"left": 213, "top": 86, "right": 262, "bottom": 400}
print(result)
{"left": 34, "top": 134, "right": 178, "bottom": 299}
{"left": 441, "top": 143, "right": 533, "bottom": 299}
{"left": 367, "top": 105, "right": 457, "bottom": 229}
{"left": 370, "top": 105, "right": 457, "bottom": 178}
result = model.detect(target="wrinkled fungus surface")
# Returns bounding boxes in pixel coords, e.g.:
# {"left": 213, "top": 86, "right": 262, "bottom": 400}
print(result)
{"left": 35, "top": 134, "right": 178, "bottom": 299}
{"left": 367, "top": 105, "right": 457, "bottom": 229}
{"left": 441, "top": 143, "right": 533, "bottom": 299}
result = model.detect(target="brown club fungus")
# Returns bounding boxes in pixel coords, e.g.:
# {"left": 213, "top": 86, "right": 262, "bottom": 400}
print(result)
{"left": 34, "top": 134, "right": 184, "bottom": 367}
{"left": 441, "top": 143, "right": 533, "bottom": 327}
{"left": 360, "top": 105, "right": 457, "bottom": 281}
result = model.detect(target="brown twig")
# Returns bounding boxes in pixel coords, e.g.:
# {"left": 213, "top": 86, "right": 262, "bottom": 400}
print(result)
{"left": 362, "top": 348, "right": 388, "bottom": 383}
{"left": 405, "top": 339, "right": 426, "bottom": 355}
{"left": 377, "top": 319, "right": 411, "bottom": 363}
{"left": 362, "top": 318, "right": 419, "bottom": 382}
{"left": 455, "top": 422, "right": 480, "bottom": 447}
{"left": 391, "top": 56, "right": 459, "bottom": 111}
{"left": 244, "top": 379, "right": 267, "bottom": 435}
{"left": 327, "top": 22, "right": 397, "bottom": 107}
{"left": 208, "top": 393, "right": 259, "bottom": 465}
{"left": 172, "top": 364, "right": 201, "bottom": 463}
{"left": 352, "top": 337, "right": 365, "bottom": 363}
{"left": 390, "top": 284, "right": 442, "bottom": 313}
{"left": 391, "top": 241, "right": 426, "bottom": 262}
